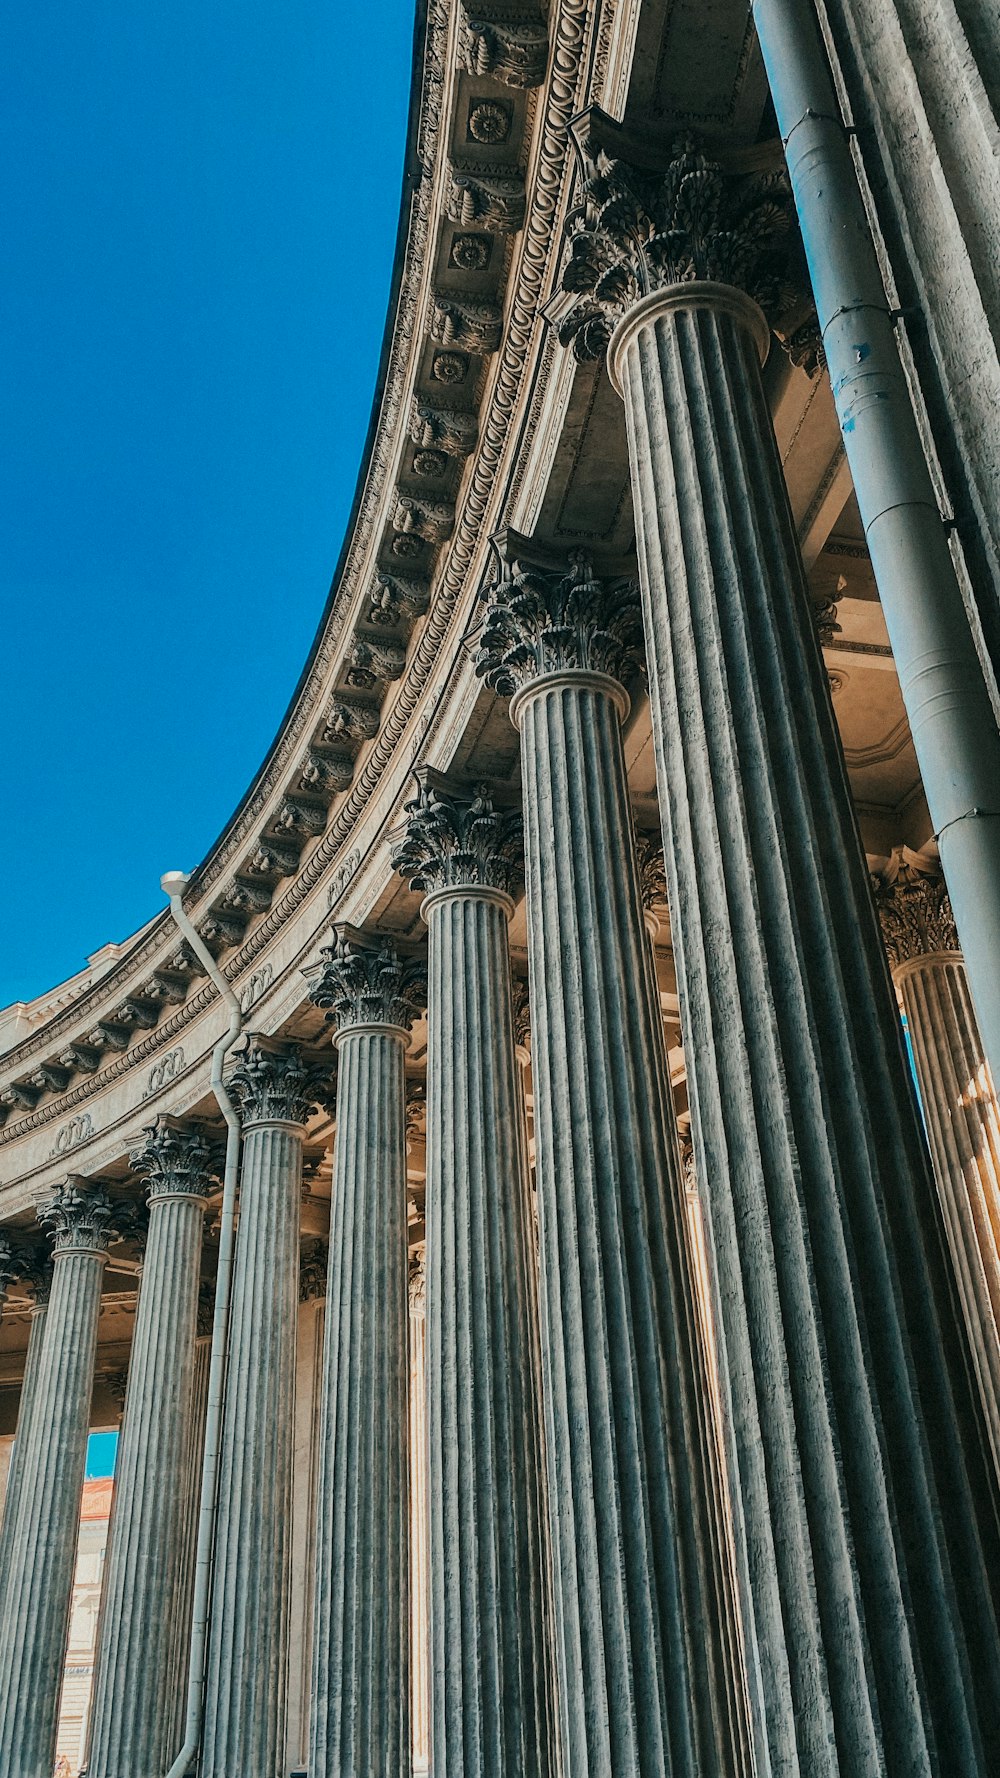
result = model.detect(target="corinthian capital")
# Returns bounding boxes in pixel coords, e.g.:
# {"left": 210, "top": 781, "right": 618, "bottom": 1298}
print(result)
{"left": 308, "top": 927, "right": 426, "bottom": 1036}
{"left": 39, "top": 1179, "right": 116, "bottom": 1255}
{"left": 552, "top": 108, "right": 797, "bottom": 362}
{"left": 391, "top": 770, "right": 523, "bottom": 900}
{"left": 0, "top": 1234, "right": 18, "bottom": 1306}
{"left": 871, "top": 855, "right": 959, "bottom": 969}
{"left": 476, "top": 540, "right": 644, "bottom": 697}
{"left": 228, "top": 1036, "right": 327, "bottom": 1128}
{"left": 130, "top": 1116, "right": 221, "bottom": 1202}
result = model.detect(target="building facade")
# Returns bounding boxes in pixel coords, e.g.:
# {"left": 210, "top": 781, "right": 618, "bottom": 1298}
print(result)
{"left": 2, "top": 2, "right": 1000, "bottom": 1775}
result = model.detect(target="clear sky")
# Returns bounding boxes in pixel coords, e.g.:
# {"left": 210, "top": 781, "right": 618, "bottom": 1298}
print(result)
{"left": 3, "top": 0, "right": 415, "bottom": 1008}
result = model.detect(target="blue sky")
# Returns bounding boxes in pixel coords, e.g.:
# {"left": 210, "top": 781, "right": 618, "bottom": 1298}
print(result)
{"left": 3, "top": 1, "right": 414, "bottom": 1008}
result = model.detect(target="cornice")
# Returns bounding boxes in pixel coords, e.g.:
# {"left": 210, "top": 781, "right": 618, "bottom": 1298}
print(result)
{"left": 0, "top": 0, "right": 603, "bottom": 1159}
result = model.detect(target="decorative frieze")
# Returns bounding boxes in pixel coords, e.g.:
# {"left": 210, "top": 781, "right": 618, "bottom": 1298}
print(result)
{"left": 391, "top": 770, "right": 523, "bottom": 899}
{"left": 477, "top": 544, "right": 644, "bottom": 695}
{"left": 298, "top": 749, "right": 356, "bottom": 795}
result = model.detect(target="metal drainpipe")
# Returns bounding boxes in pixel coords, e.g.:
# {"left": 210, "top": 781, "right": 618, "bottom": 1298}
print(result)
{"left": 160, "top": 870, "right": 242, "bottom": 1778}
{"left": 751, "top": 0, "right": 1000, "bottom": 1087}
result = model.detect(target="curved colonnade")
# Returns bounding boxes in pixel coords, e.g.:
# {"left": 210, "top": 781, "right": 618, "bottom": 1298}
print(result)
{"left": 2, "top": 3, "right": 1000, "bottom": 1776}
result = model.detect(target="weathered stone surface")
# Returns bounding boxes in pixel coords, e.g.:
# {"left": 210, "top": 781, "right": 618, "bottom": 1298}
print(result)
{"left": 479, "top": 558, "right": 752, "bottom": 1778}
{"left": 393, "top": 777, "right": 551, "bottom": 1778}
{"left": 0, "top": 1182, "right": 114, "bottom": 1778}
{"left": 874, "top": 856, "right": 1000, "bottom": 1483}
{"left": 88, "top": 1119, "right": 217, "bottom": 1777}
{"left": 201, "top": 1039, "right": 323, "bottom": 1778}
{"left": 0, "top": 1265, "right": 50, "bottom": 1621}
{"left": 610, "top": 279, "right": 1000, "bottom": 1774}
{"left": 308, "top": 933, "right": 417, "bottom": 1778}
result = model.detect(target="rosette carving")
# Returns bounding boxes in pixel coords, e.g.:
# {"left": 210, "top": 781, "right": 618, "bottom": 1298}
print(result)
{"left": 309, "top": 927, "right": 426, "bottom": 1035}
{"left": 392, "top": 770, "right": 523, "bottom": 899}
{"left": 129, "top": 1116, "right": 222, "bottom": 1202}
{"left": 553, "top": 112, "right": 798, "bottom": 362}
{"left": 476, "top": 546, "right": 644, "bottom": 696}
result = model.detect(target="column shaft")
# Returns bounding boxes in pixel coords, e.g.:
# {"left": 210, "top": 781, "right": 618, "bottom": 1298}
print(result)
{"left": 89, "top": 1173, "right": 208, "bottom": 1774}
{"left": 516, "top": 673, "right": 750, "bottom": 1778}
{"left": 201, "top": 1120, "right": 303, "bottom": 1776}
{"left": 408, "top": 1263, "right": 430, "bottom": 1778}
{"left": 0, "top": 1300, "right": 48, "bottom": 1622}
{"left": 424, "top": 890, "right": 551, "bottom": 1778}
{"left": 168, "top": 1331, "right": 211, "bottom": 1751}
{"left": 614, "top": 286, "right": 1000, "bottom": 1772}
{"left": 896, "top": 954, "right": 1000, "bottom": 1474}
{"left": 310, "top": 1026, "right": 410, "bottom": 1777}
{"left": 0, "top": 1228, "right": 109, "bottom": 1775}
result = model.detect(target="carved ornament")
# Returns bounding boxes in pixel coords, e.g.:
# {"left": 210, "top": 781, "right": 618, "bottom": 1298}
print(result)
{"left": 553, "top": 113, "right": 798, "bottom": 363}
{"left": 39, "top": 1180, "right": 116, "bottom": 1255}
{"left": 228, "top": 1036, "right": 329, "bottom": 1128}
{"left": 871, "top": 854, "right": 959, "bottom": 969}
{"left": 130, "top": 1116, "right": 221, "bottom": 1202}
{"left": 476, "top": 545, "right": 644, "bottom": 696}
{"left": 392, "top": 770, "right": 523, "bottom": 899}
{"left": 308, "top": 927, "right": 426, "bottom": 1035}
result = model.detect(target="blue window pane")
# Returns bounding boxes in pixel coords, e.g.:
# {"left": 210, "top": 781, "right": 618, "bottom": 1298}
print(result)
{"left": 86, "top": 1431, "right": 119, "bottom": 1479}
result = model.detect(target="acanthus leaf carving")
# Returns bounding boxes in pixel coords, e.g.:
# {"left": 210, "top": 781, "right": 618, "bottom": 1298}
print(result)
{"left": 392, "top": 497, "right": 455, "bottom": 545}
{"left": 130, "top": 1115, "right": 221, "bottom": 1201}
{"left": 391, "top": 770, "right": 523, "bottom": 898}
{"left": 476, "top": 544, "right": 645, "bottom": 696}
{"left": 447, "top": 170, "right": 526, "bottom": 233}
{"left": 228, "top": 1035, "right": 330, "bottom": 1128}
{"left": 39, "top": 1179, "right": 116, "bottom": 1255}
{"left": 871, "top": 853, "right": 959, "bottom": 968}
{"left": 431, "top": 297, "right": 502, "bottom": 355}
{"left": 307, "top": 926, "right": 426, "bottom": 1035}
{"left": 552, "top": 112, "right": 799, "bottom": 363}
{"left": 298, "top": 749, "right": 356, "bottom": 795}
{"left": 410, "top": 402, "right": 478, "bottom": 458}
{"left": 459, "top": 13, "right": 549, "bottom": 87}
{"left": 368, "top": 572, "right": 431, "bottom": 629}
{"left": 321, "top": 698, "right": 380, "bottom": 746}
{"left": 345, "top": 635, "right": 407, "bottom": 693}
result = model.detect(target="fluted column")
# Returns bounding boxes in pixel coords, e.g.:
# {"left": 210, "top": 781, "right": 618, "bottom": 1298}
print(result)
{"left": 88, "top": 1118, "right": 218, "bottom": 1777}
{"left": 476, "top": 560, "right": 751, "bottom": 1778}
{"left": 874, "top": 856, "right": 1000, "bottom": 1477}
{"left": 0, "top": 1181, "right": 114, "bottom": 1778}
{"left": 392, "top": 773, "right": 552, "bottom": 1778}
{"left": 0, "top": 1249, "right": 50, "bottom": 1621}
{"left": 408, "top": 1252, "right": 430, "bottom": 1778}
{"left": 167, "top": 1309, "right": 212, "bottom": 1750}
{"left": 307, "top": 927, "right": 423, "bottom": 1778}
{"left": 555, "top": 121, "right": 1000, "bottom": 1774}
{"left": 201, "top": 1037, "right": 323, "bottom": 1778}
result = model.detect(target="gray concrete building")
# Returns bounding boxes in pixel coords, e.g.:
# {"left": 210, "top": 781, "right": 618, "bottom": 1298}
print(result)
{"left": 2, "top": 1, "right": 1000, "bottom": 1773}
